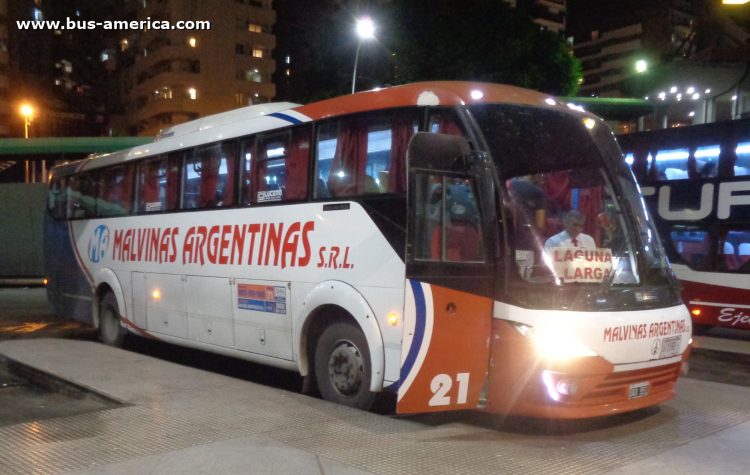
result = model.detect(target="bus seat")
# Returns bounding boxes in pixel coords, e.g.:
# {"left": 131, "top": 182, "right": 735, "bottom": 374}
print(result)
{"left": 364, "top": 175, "right": 380, "bottom": 194}
{"left": 723, "top": 242, "right": 739, "bottom": 269}
{"left": 378, "top": 171, "right": 389, "bottom": 193}
{"left": 317, "top": 177, "right": 330, "bottom": 198}
{"left": 429, "top": 223, "right": 482, "bottom": 261}
{"left": 739, "top": 243, "right": 750, "bottom": 266}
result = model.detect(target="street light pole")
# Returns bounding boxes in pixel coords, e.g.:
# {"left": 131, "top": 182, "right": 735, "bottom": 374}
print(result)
{"left": 352, "top": 40, "right": 363, "bottom": 95}
{"left": 21, "top": 105, "right": 34, "bottom": 182}
{"left": 352, "top": 17, "right": 375, "bottom": 95}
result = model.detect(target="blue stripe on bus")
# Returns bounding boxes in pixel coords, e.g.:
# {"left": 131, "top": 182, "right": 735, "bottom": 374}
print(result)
{"left": 269, "top": 112, "right": 303, "bottom": 124}
{"left": 399, "top": 280, "right": 427, "bottom": 388}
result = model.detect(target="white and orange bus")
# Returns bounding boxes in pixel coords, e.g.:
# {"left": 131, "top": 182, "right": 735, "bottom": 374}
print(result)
{"left": 45, "top": 82, "right": 691, "bottom": 418}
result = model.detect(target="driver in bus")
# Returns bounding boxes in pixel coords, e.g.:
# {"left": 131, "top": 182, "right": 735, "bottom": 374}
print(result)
{"left": 544, "top": 210, "right": 596, "bottom": 253}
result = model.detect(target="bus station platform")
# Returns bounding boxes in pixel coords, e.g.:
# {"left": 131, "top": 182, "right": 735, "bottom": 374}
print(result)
{"left": 2, "top": 339, "right": 750, "bottom": 475}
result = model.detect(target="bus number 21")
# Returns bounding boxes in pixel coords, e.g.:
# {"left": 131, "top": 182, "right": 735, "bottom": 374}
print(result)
{"left": 429, "top": 373, "right": 470, "bottom": 406}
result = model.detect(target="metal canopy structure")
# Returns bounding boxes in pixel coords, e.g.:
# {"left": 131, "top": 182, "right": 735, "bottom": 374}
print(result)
{"left": 561, "top": 97, "right": 656, "bottom": 121}
{"left": 0, "top": 137, "right": 154, "bottom": 156}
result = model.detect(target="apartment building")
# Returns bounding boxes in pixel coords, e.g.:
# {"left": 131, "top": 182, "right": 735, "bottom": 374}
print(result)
{"left": 0, "top": 0, "right": 9, "bottom": 138}
{"left": 122, "top": 0, "right": 277, "bottom": 137}
{"left": 504, "top": 0, "right": 566, "bottom": 34}
{"left": 572, "top": 0, "right": 698, "bottom": 97}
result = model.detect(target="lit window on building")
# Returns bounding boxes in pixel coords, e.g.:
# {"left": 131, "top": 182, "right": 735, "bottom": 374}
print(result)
{"left": 247, "top": 69, "right": 262, "bottom": 82}
{"left": 236, "top": 93, "right": 246, "bottom": 105}
{"left": 189, "top": 37, "right": 197, "bottom": 47}
{"left": 188, "top": 88, "right": 197, "bottom": 100}
{"left": 101, "top": 52, "right": 110, "bottom": 62}
{"left": 61, "top": 60, "right": 73, "bottom": 74}
{"left": 33, "top": 8, "right": 43, "bottom": 21}
{"left": 120, "top": 39, "right": 129, "bottom": 51}
{"left": 249, "top": 24, "right": 262, "bottom": 33}
{"left": 34, "top": 0, "right": 42, "bottom": 5}
{"left": 286, "top": 69, "right": 290, "bottom": 76}
{"left": 286, "top": 56, "right": 290, "bottom": 64}
{"left": 252, "top": 49, "right": 263, "bottom": 58}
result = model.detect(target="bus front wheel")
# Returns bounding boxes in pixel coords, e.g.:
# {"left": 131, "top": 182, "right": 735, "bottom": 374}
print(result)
{"left": 100, "top": 292, "right": 125, "bottom": 348}
{"left": 314, "top": 322, "right": 376, "bottom": 410}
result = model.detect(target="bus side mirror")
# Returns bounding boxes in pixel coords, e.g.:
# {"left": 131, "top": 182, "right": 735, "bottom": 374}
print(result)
{"left": 407, "top": 132, "right": 472, "bottom": 172}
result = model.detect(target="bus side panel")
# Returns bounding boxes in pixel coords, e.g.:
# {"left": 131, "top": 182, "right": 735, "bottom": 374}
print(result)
{"left": 679, "top": 273, "right": 750, "bottom": 329}
{"left": 44, "top": 212, "right": 94, "bottom": 324}
{"left": 397, "top": 281, "right": 493, "bottom": 414}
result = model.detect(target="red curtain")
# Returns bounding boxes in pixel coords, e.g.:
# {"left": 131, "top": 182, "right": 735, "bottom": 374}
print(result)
{"left": 433, "top": 113, "right": 462, "bottom": 136}
{"left": 285, "top": 129, "right": 311, "bottom": 200}
{"left": 223, "top": 143, "right": 237, "bottom": 206}
{"left": 199, "top": 149, "right": 220, "bottom": 208}
{"left": 121, "top": 165, "right": 134, "bottom": 213}
{"left": 388, "top": 120, "right": 414, "bottom": 193}
{"left": 252, "top": 157, "right": 270, "bottom": 203}
{"left": 141, "top": 160, "right": 161, "bottom": 209}
{"left": 541, "top": 171, "right": 602, "bottom": 246}
{"left": 719, "top": 140, "right": 738, "bottom": 177}
{"left": 166, "top": 154, "right": 181, "bottom": 210}
{"left": 329, "top": 122, "right": 369, "bottom": 197}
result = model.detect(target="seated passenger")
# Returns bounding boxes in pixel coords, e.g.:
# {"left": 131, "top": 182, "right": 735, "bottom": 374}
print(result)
{"left": 544, "top": 210, "right": 596, "bottom": 253}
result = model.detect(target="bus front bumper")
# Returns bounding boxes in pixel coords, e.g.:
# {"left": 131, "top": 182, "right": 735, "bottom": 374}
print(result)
{"left": 485, "top": 319, "right": 690, "bottom": 419}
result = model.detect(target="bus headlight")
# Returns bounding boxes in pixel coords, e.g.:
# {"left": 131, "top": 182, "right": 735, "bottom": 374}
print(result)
{"left": 510, "top": 322, "right": 597, "bottom": 361}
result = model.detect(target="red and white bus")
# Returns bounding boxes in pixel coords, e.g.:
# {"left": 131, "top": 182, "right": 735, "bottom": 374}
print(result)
{"left": 619, "top": 119, "right": 750, "bottom": 334}
{"left": 45, "top": 82, "right": 691, "bottom": 418}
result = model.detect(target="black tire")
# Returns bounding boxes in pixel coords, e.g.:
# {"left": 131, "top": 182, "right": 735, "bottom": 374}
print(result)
{"left": 100, "top": 292, "right": 125, "bottom": 347}
{"left": 314, "top": 322, "right": 376, "bottom": 410}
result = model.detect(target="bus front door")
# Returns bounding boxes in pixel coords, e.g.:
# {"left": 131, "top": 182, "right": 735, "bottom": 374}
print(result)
{"left": 397, "top": 133, "right": 496, "bottom": 414}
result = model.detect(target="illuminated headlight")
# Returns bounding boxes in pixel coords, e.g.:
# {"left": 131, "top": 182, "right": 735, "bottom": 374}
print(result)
{"left": 510, "top": 322, "right": 596, "bottom": 360}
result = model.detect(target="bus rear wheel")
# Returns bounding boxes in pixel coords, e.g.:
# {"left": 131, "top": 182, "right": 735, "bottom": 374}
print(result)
{"left": 314, "top": 322, "right": 376, "bottom": 410}
{"left": 100, "top": 292, "right": 125, "bottom": 348}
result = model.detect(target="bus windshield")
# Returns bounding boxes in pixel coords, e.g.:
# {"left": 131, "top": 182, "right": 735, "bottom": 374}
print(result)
{"left": 470, "top": 104, "right": 672, "bottom": 287}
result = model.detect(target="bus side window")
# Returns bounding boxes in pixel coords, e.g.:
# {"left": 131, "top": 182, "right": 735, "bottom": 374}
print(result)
{"left": 184, "top": 141, "right": 237, "bottom": 209}
{"left": 669, "top": 229, "right": 711, "bottom": 270}
{"left": 413, "top": 173, "right": 484, "bottom": 263}
{"left": 48, "top": 177, "right": 67, "bottom": 220}
{"left": 249, "top": 126, "right": 310, "bottom": 205}
{"left": 67, "top": 172, "right": 98, "bottom": 219}
{"left": 721, "top": 231, "right": 750, "bottom": 272}
{"left": 98, "top": 165, "right": 135, "bottom": 217}
{"left": 314, "top": 114, "right": 416, "bottom": 198}
{"left": 240, "top": 136, "right": 255, "bottom": 204}
{"left": 427, "top": 111, "right": 464, "bottom": 136}
{"left": 137, "top": 156, "right": 166, "bottom": 213}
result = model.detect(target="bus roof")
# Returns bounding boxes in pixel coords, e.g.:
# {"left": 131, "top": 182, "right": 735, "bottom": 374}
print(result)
{"left": 50, "top": 81, "right": 593, "bottom": 179}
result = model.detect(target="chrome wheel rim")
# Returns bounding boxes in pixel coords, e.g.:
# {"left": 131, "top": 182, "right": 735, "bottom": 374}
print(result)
{"left": 327, "top": 339, "right": 364, "bottom": 398}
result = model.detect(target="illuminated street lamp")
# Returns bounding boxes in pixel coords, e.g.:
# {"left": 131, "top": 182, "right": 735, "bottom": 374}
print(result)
{"left": 20, "top": 105, "right": 34, "bottom": 139}
{"left": 635, "top": 60, "right": 648, "bottom": 74}
{"left": 352, "top": 17, "right": 375, "bottom": 94}
{"left": 20, "top": 105, "right": 35, "bottom": 183}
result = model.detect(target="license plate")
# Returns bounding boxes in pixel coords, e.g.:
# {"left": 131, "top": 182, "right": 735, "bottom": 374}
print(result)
{"left": 628, "top": 382, "right": 649, "bottom": 400}
{"left": 660, "top": 335, "right": 682, "bottom": 359}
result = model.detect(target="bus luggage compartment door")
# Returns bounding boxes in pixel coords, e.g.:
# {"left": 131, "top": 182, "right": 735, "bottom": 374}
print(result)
{"left": 144, "top": 273, "right": 188, "bottom": 339}
{"left": 396, "top": 281, "right": 493, "bottom": 413}
{"left": 233, "top": 279, "right": 293, "bottom": 360}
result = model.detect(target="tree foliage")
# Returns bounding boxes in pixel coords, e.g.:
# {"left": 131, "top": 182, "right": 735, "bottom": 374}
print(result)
{"left": 383, "top": 0, "right": 582, "bottom": 96}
